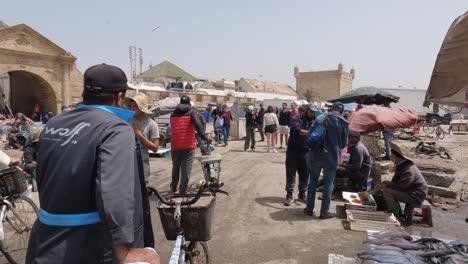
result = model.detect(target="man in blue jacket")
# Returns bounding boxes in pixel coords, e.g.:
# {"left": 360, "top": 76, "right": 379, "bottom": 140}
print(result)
{"left": 305, "top": 102, "right": 349, "bottom": 219}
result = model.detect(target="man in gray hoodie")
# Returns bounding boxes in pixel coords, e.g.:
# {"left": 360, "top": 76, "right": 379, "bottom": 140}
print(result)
{"left": 305, "top": 102, "right": 349, "bottom": 219}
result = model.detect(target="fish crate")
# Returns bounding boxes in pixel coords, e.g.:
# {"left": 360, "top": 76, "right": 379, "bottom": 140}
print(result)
{"left": 328, "top": 254, "right": 355, "bottom": 264}
{"left": 346, "top": 209, "right": 400, "bottom": 232}
{"left": 343, "top": 192, "right": 377, "bottom": 211}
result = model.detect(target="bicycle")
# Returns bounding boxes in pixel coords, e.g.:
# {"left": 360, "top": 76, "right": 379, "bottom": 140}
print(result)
{"left": 148, "top": 181, "right": 226, "bottom": 264}
{"left": 434, "top": 124, "right": 452, "bottom": 140}
{"left": 147, "top": 140, "right": 227, "bottom": 264}
{"left": 0, "top": 167, "right": 39, "bottom": 264}
{"left": 421, "top": 121, "right": 436, "bottom": 134}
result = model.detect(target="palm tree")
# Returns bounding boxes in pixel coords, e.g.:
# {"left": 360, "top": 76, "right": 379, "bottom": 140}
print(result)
{"left": 302, "top": 88, "right": 319, "bottom": 102}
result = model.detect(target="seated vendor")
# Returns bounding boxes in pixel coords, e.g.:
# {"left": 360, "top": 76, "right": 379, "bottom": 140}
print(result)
{"left": 336, "top": 131, "right": 373, "bottom": 191}
{"left": 378, "top": 142, "right": 428, "bottom": 225}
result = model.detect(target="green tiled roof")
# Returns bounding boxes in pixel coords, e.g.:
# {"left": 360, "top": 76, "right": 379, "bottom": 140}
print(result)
{"left": 138, "top": 60, "right": 198, "bottom": 82}
{"left": 0, "top": 21, "right": 8, "bottom": 29}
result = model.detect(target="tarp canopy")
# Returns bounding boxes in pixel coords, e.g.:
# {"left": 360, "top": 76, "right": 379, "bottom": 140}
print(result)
{"left": 328, "top": 86, "right": 400, "bottom": 105}
{"left": 424, "top": 11, "right": 468, "bottom": 108}
{"left": 349, "top": 105, "right": 418, "bottom": 134}
{"left": 150, "top": 97, "right": 180, "bottom": 116}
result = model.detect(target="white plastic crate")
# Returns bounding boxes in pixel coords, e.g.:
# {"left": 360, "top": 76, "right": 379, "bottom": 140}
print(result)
{"left": 328, "top": 254, "right": 355, "bottom": 264}
{"left": 346, "top": 209, "right": 400, "bottom": 232}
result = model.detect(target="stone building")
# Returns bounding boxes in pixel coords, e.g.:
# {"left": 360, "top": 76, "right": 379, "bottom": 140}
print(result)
{"left": 294, "top": 63, "right": 355, "bottom": 102}
{"left": 0, "top": 22, "right": 83, "bottom": 115}
{"left": 237, "top": 78, "right": 297, "bottom": 100}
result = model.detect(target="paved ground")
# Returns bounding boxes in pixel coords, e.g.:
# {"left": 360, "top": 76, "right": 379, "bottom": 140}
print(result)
{"left": 148, "top": 134, "right": 468, "bottom": 264}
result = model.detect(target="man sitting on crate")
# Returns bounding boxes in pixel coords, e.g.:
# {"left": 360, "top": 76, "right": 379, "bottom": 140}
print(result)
{"left": 375, "top": 142, "right": 428, "bottom": 226}
{"left": 170, "top": 95, "right": 211, "bottom": 194}
{"left": 335, "top": 131, "right": 373, "bottom": 192}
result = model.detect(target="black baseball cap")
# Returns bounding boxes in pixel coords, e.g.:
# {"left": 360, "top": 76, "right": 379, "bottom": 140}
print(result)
{"left": 84, "top": 64, "right": 129, "bottom": 93}
{"left": 180, "top": 95, "right": 191, "bottom": 104}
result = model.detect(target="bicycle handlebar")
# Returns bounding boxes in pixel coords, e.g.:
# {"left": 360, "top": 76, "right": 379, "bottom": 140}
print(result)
{"left": 147, "top": 181, "right": 225, "bottom": 207}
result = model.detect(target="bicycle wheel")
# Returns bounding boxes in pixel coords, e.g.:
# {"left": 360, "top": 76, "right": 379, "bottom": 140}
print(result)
{"left": 436, "top": 126, "right": 445, "bottom": 140}
{"left": 186, "top": 241, "right": 210, "bottom": 264}
{"left": 423, "top": 124, "right": 435, "bottom": 134}
{"left": 1, "top": 197, "right": 38, "bottom": 264}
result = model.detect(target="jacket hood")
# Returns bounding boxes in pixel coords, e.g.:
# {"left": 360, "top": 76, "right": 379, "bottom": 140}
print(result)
{"left": 326, "top": 112, "right": 349, "bottom": 128}
{"left": 174, "top": 104, "right": 192, "bottom": 115}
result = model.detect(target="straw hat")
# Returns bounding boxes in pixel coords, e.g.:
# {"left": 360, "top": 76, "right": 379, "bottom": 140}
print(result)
{"left": 390, "top": 142, "right": 413, "bottom": 161}
{"left": 129, "top": 93, "right": 152, "bottom": 114}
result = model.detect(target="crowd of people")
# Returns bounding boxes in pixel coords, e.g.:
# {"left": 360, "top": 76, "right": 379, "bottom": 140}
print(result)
{"left": 242, "top": 101, "right": 428, "bottom": 224}
{"left": 0, "top": 63, "right": 427, "bottom": 263}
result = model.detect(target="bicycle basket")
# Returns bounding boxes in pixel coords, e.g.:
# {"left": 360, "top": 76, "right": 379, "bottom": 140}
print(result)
{"left": 197, "top": 154, "right": 222, "bottom": 183}
{"left": 0, "top": 168, "right": 28, "bottom": 196}
{"left": 157, "top": 196, "right": 215, "bottom": 241}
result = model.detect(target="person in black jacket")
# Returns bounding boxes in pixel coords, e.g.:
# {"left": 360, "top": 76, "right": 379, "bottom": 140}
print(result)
{"left": 244, "top": 105, "right": 257, "bottom": 152}
{"left": 26, "top": 64, "right": 160, "bottom": 264}
{"left": 257, "top": 104, "right": 265, "bottom": 141}
{"left": 278, "top": 103, "right": 291, "bottom": 149}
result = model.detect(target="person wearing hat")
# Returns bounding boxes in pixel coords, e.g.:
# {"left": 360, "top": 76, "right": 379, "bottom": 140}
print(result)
{"left": 244, "top": 105, "right": 257, "bottom": 152}
{"left": 128, "top": 93, "right": 160, "bottom": 185}
{"left": 284, "top": 104, "right": 319, "bottom": 206}
{"left": 335, "top": 131, "right": 373, "bottom": 192}
{"left": 377, "top": 142, "right": 428, "bottom": 225}
{"left": 26, "top": 64, "right": 160, "bottom": 264}
{"left": 170, "top": 95, "right": 210, "bottom": 194}
{"left": 305, "top": 102, "right": 349, "bottom": 219}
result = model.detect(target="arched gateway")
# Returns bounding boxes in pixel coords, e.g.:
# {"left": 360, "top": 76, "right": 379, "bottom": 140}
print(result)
{"left": 0, "top": 23, "right": 83, "bottom": 116}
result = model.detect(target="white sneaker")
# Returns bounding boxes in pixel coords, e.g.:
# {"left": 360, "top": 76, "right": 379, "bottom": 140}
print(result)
{"left": 273, "top": 148, "right": 278, "bottom": 153}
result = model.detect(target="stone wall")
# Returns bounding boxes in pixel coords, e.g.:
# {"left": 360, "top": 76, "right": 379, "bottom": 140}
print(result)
{"left": 294, "top": 64, "right": 355, "bottom": 102}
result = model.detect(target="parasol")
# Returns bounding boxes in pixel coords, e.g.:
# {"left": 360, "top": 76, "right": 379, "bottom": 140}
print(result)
{"left": 328, "top": 86, "right": 400, "bottom": 105}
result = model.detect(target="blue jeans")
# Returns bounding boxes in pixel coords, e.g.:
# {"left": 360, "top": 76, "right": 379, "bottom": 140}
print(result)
{"left": 306, "top": 159, "right": 337, "bottom": 216}
{"left": 223, "top": 126, "right": 231, "bottom": 144}
{"left": 383, "top": 130, "right": 394, "bottom": 159}
{"left": 215, "top": 128, "right": 223, "bottom": 143}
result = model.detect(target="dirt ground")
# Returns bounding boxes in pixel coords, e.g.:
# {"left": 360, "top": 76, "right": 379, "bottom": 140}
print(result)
{"left": 148, "top": 129, "right": 468, "bottom": 264}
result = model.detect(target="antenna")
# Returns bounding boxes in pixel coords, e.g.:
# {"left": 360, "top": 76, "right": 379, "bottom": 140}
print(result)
{"left": 129, "top": 46, "right": 133, "bottom": 81}
{"left": 139, "top": 48, "right": 143, "bottom": 74}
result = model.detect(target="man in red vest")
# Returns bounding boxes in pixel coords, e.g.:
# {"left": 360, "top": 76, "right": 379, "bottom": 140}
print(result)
{"left": 170, "top": 95, "right": 211, "bottom": 193}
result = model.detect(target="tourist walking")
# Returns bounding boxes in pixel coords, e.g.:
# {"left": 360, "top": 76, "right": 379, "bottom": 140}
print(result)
{"left": 221, "top": 104, "right": 233, "bottom": 145}
{"left": 284, "top": 104, "right": 318, "bottom": 206}
{"left": 278, "top": 103, "right": 291, "bottom": 149}
{"left": 257, "top": 104, "right": 266, "bottom": 141}
{"left": 263, "top": 106, "right": 280, "bottom": 152}
{"left": 244, "top": 105, "right": 257, "bottom": 152}
{"left": 305, "top": 102, "right": 349, "bottom": 219}
{"left": 26, "top": 64, "right": 160, "bottom": 264}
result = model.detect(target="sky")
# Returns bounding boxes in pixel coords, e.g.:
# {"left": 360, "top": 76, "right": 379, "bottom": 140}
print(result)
{"left": 2, "top": 1, "right": 467, "bottom": 89}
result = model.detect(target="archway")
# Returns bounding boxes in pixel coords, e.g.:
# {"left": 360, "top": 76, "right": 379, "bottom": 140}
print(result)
{"left": 0, "top": 70, "right": 57, "bottom": 117}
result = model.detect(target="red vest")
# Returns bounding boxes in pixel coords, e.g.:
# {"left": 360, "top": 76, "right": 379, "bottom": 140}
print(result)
{"left": 171, "top": 116, "right": 196, "bottom": 150}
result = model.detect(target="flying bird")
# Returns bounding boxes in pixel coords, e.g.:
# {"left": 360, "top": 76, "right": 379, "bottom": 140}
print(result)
{"left": 152, "top": 26, "right": 161, "bottom": 32}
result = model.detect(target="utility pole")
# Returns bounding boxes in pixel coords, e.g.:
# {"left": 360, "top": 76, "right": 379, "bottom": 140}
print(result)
{"left": 139, "top": 48, "right": 143, "bottom": 75}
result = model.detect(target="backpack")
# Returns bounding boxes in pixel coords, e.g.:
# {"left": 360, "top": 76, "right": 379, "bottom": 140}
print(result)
{"left": 307, "top": 115, "right": 328, "bottom": 151}
{"left": 214, "top": 117, "right": 224, "bottom": 128}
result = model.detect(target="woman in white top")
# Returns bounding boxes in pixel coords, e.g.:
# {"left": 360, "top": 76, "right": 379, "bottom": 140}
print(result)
{"left": 263, "top": 106, "right": 280, "bottom": 153}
